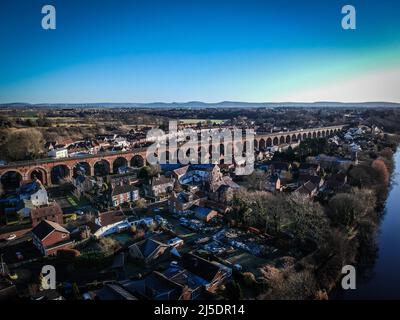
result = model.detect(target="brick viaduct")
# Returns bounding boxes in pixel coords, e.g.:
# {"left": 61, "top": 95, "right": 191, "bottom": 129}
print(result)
{"left": 0, "top": 125, "right": 345, "bottom": 186}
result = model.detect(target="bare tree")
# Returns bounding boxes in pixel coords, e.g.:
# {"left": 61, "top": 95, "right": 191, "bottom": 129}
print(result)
{"left": 3, "top": 128, "right": 44, "bottom": 161}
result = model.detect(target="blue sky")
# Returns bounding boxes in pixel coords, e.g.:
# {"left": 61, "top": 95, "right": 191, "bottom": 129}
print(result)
{"left": 0, "top": 0, "right": 399, "bottom": 103}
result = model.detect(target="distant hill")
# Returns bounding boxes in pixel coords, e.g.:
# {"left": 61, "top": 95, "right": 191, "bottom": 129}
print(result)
{"left": 0, "top": 101, "right": 399, "bottom": 109}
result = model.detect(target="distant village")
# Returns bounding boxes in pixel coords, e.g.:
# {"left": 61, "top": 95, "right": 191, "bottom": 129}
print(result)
{"left": 0, "top": 110, "right": 394, "bottom": 300}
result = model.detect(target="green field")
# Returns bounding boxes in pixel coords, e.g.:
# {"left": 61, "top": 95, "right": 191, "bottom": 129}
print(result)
{"left": 178, "top": 119, "right": 226, "bottom": 124}
{"left": 11, "top": 116, "right": 81, "bottom": 122}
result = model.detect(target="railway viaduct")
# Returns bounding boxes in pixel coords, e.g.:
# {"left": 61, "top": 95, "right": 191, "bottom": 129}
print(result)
{"left": 0, "top": 125, "right": 345, "bottom": 186}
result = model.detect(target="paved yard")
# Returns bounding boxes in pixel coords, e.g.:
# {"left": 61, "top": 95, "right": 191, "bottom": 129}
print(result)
{"left": 225, "top": 250, "right": 270, "bottom": 276}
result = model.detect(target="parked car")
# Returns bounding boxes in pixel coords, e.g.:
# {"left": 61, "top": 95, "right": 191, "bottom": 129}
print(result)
{"left": 233, "top": 264, "right": 243, "bottom": 271}
{"left": 170, "top": 261, "right": 178, "bottom": 267}
{"left": 6, "top": 234, "right": 16, "bottom": 241}
{"left": 179, "top": 217, "right": 189, "bottom": 225}
{"left": 167, "top": 237, "right": 184, "bottom": 247}
{"left": 15, "top": 252, "right": 24, "bottom": 260}
{"left": 154, "top": 215, "right": 166, "bottom": 223}
{"left": 82, "top": 293, "right": 93, "bottom": 300}
{"left": 8, "top": 272, "right": 18, "bottom": 280}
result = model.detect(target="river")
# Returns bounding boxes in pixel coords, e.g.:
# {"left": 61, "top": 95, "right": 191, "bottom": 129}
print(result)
{"left": 334, "top": 150, "right": 400, "bottom": 299}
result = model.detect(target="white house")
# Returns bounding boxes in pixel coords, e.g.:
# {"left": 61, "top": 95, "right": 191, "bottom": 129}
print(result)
{"left": 93, "top": 220, "right": 130, "bottom": 238}
{"left": 113, "top": 137, "right": 130, "bottom": 148}
{"left": 48, "top": 148, "right": 68, "bottom": 159}
{"left": 92, "top": 216, "right": 154, "bottom": 238}
{"left": 18, "top": 185, "right": 49, "bottom": 218}
{"left": 31, "top": 187, "right": 49, "bottom": 206}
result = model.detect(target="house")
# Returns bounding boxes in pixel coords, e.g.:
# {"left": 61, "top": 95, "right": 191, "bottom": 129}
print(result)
{"left": 179, "top": 164, "right": 223, "bottom": 186}
{"left": 144, "top": 175, "right": 174, "bottom": 200}
{"left": 298, "top": 174, "right": 324, "bottom": 188}
{"left": 207, "top": 175, "right": 240, "bottom": 202}
{"left": 110, "top": 184, "right": 140, "bottom": 207}
{"left": 129, "top": 238, "right": 171, "bottom": 264}
{"left": 122, "top": 253, "right": 232, "bottom": 299}
{"left": 113, "top": 137, "right": 130, "bottom": 148}
{"left": 161, "top": 266, "right": 205, "bottom": 299}
{"left": 298, "top": 163, "right": 320, "bottom": 175}
{"left": 344, "top": 132, "right": 353, "bottom": 141}
{"left": 202, "top": 199, "right": 231, "bottom": 214}
{"left": 94, "top": 137, "right": 112, "bottom": 149}
{"left": 294, "top": 181, "right": 318, "bottom": 198}
{"left": 17, "top": 181, "right": 49, "bottom": 218}
{"left": 30, "top": 201, "right": 64, "bottom": 227}
{"left": 91, "top": 210, "right": 127, "bottom": 238}
{"left": 265, "top": 175, "right": 281, "bottom": 193}
{"left": 349, "top": 142, "right": 362, "bottom": 152}
{"left": 31, "top": 220, "right": 73, "bottom": 256}
{"left": 171, "top": 165, "right": 190, "bottom": 182}
{"left": 168, "top": 191, "right": 200, "bottom": 215}
{"left": 18, "top": 180, "right": 48, "bottom": 205}
{"left": 87, "top": 139, "right": 101, "bottom": 154}
{"left": 18, "top": 180, "right": 46, "bottom": 202}
{"left": 91, "top": 283, "right": 138, "bottom": 300}
{"left": 48, "top": 147, "right": 68, "bottom": 159}
{"left": 310, "top": 154, "right": 353, "bottom": 170}
{"left": 58, "top": 138, "right": 74, "bottom": 147}
{"left": 121, "top": 271, "right": 192, "bottom": 300}
{"left": 45, "top": 141, "right": 57, "bottom": 151}
{"left": 269, "top": 162, "right": 291, "bottom": 178}
{"left": 208, "top": 184, "right": 233, "bottom": 203}
{"left": 193, "top": 206, "right": 218, "bottom": 222}
{"left": 95, "top": 134, "right": 117, "bottom": 142}
{"left": 107, "top": 171, "right": 139, "bottom": 187}
{"left": 107, "top": 171, "right": 139, "bottom": 188}
{"left": 180, "top": 253, "right": 232, "bottom": 293}
{"left": 72, "top": 175, "right": 96, "bottom": 199}
{"left": 30, "top": 186, "right": 49, "bottom": 207}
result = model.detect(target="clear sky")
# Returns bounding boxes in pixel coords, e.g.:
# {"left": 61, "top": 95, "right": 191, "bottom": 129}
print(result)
{"left": 0, "top": 0, "right": 399, "bottom": 103}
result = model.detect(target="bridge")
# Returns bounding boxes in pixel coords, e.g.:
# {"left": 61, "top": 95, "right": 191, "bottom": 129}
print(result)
{"left": 254, "top": 125, "right": 345, "bottom": 149}
{"left": 0, "top": 125, "right": 345, "bottom": 187}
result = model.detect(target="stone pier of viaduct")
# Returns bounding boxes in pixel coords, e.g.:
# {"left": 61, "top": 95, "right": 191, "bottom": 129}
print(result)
{"left": 0, "top": 125, "right": 345, "bottom": 186}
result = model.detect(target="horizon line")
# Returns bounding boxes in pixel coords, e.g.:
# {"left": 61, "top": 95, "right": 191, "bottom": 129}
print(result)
{"left": 1, "top": 101, "right": 400, "bottom": 106}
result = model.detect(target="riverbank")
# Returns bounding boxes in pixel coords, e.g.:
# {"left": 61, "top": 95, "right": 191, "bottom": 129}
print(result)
{"left": 332, "top": 147, "right": 400, "bottom": 299}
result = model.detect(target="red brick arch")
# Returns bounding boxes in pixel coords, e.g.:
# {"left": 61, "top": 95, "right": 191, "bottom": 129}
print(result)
{"left": 28, "top": 167, "right": 49, "bottom": 185}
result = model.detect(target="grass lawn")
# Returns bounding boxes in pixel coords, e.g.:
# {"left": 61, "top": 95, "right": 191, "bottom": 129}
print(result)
{"left": 67, "top": 195, "right": 78, "bottom": 206}
{"left": 66, "top": 193, "right": 92, "bottom": 208}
